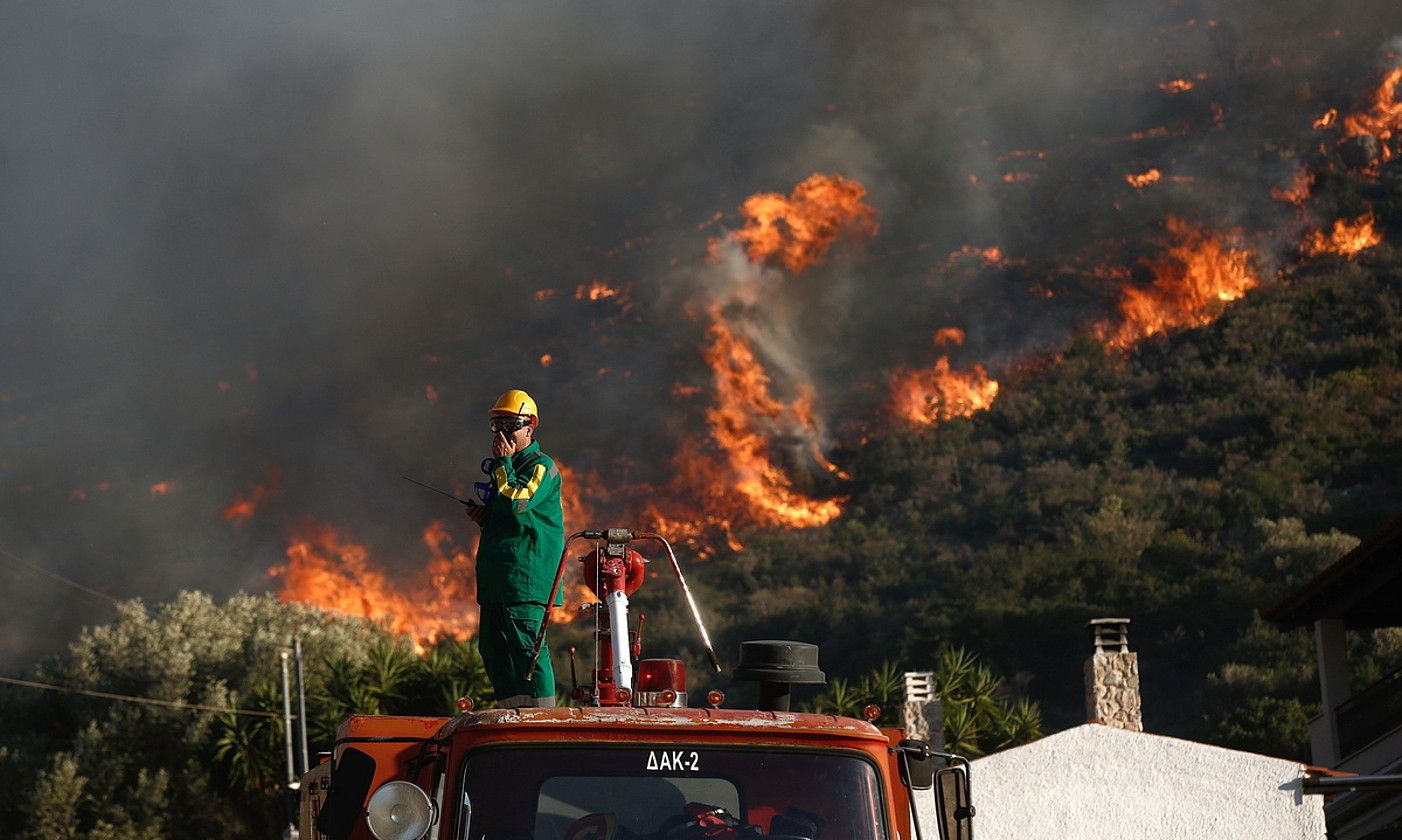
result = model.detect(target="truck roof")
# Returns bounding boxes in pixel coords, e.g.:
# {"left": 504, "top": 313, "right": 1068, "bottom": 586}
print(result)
{"left": 430, "top": 706, "right": 889, "bottom": 745}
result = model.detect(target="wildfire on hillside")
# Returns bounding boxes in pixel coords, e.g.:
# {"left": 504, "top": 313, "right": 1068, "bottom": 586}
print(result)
{"left": 1096, "top": 218, "right": 1261, "bottom": 350}
{"left": 1271, "top": 168, "right": 1313, "bottom": 206}
{"left": 268, "top": 459, "right": 601, "bottom": 638}
{"left": 270, "top": 521, "right": 478, "bottom": 651}
{"left": 691, "top": 312, "right": 843, "bottom": 528}
{"left": 941, "top": 245, "right": 1019, "bottom": 271}
{"left": 1341, "top": 67, "right": 1402, "bottom": 160}
{"left": 576, "top": 281, "right": 627, "bottom": 302}
{"left": 261, "top": 43, "right": 1401, "bottom": 645}
{"left": 891, "top": 357, "right": 1001, "bottom": 426}
{"left": 643, "top": 172, "right": 880, "bottom": 537}
{"left": 1302, "top": 213, "right": 1383, "bottom": 258}
{"left": 934, "top": 327, "right": 966, "bottom": 347}
{"left": 719, "top": 173, "right": 878, "bottom": 273}
{"left": 222, "top": 467, "right": 282, "bottom": 526}
{"left": 1126, "top": 169, "right": 1164, "bottom": 189}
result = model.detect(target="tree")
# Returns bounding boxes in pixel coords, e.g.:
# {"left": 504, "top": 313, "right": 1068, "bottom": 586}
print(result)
{"left": 0, "top": 592, "right": 491, "bottom": 839}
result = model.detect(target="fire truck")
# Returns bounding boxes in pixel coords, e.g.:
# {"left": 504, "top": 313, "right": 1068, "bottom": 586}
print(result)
{"left": 297, "top": 529, "right": 974, "bottom": 840}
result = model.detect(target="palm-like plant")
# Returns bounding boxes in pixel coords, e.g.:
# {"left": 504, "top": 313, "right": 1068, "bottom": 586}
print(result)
{"left": 856, "top": 661, "right": 905, "bottom": 709}
{"left": 805, "top": 647, "right": 1043, "bottom": 755}
{"left": 810, "top": 677, "right": 860, "bottom": 717}
{"left": 211, "top": 682, "right": 283, "bottom": 793}
{"left": 993, "top": 697, "right": 1045, "bottom": 750}
{"left": 362, "top": 638, "right": 416, "bottom": 711}
{"left": 941, "top": 701, "right": 984, "bottom": 757}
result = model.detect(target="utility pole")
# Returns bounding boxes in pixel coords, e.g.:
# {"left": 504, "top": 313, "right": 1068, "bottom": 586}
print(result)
{"left": 294, "top": 636, "right": 310, "bottom": 777}
{"left": 280, "top": 649, "right": 300, "bottom": 840}
{"left": 280, "top": 650, "right": 296, "bottom": 786}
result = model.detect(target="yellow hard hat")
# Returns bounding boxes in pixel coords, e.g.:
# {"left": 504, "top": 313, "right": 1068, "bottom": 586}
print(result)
{"left": 489, "top": 388, "right": 539, "bottom": 421}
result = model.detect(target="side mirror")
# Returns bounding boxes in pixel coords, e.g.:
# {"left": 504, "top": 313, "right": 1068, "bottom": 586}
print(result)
{"left": 935, "top": 765, "right": 974, "bottom": 840}
{"left": 897, "top": 739, "right": 937, "bottom": 790}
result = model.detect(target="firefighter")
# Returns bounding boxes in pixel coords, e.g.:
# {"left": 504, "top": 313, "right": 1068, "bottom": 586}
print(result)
{"left": 467, "top": 388, "right": 565, "bottom": 708}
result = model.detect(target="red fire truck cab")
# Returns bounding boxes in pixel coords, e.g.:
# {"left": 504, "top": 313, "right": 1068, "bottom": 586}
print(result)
{"left": 298, "top": 531, "right": 973, "bottom": 840}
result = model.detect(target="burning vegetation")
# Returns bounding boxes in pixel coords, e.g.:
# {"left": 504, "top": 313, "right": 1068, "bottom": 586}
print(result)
{"left": 891, "top": 358, "right": 1001, "bottom": 426}
{"left": 222, "top": 467, "right": 282, "bottom": 526}
{"left": 1302, "top": 213, "right": 1383, "bottom": 258}
{"left": 270, "top": 521, "right": 478, "bottom": 650}
{"left": 242, "top": 34, "right": 1400, "bottom": 643}
{"left": 1097, "top": 219, "right": 1262, "bottom": 350}
{"left": 694, "top": 313, "right": 843, "bottom": 528}
{"left": 720, "top": 173, "right": 878, "bottom": 273}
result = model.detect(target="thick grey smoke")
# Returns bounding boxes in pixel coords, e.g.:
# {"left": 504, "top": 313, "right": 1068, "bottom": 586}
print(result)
{"left": 2, "top": 0, "right": 1398, "bottom": 667}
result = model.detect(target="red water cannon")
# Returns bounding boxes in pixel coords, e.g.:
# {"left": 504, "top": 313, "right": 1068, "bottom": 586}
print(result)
{"left": 581, "top": 545, "right": 647, "bottom": 600}
{"left": 526, "top": 528, "right": 721, "bottom": 707}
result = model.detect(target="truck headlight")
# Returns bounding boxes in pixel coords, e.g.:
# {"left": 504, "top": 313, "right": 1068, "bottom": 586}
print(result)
{"left": 365, "top": 780, "right": 434, "bottom": 840}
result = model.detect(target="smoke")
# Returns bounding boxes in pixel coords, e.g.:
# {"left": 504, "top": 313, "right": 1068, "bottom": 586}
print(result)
{"left": 2, "top": 0, "right": 1399, "bottom": 666}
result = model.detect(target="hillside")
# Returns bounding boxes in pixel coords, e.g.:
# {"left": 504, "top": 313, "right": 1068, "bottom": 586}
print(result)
{"left": 679, "top": 244, "right": 1402, "bottom": 759}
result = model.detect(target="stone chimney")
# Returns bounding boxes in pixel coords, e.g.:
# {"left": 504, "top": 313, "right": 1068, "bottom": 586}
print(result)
{"left": 1084, "top": 618, "right": 1143, "bottom": 731}
{"left": 902, "top": 670, "right": 945, "bottom": 751}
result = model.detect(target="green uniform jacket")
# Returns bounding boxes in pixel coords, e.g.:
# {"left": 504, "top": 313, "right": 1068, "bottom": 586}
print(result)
{"left": 475, "top": 440, "right": 565, "bottom": 606}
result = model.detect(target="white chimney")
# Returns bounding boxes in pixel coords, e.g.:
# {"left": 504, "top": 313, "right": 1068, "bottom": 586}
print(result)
{"left": 1084, "top": 618, "right": 1143, "bottom": 732}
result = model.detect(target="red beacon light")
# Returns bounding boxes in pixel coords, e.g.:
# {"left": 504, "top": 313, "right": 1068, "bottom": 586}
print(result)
{"left": 636, "top": 659, "right": 687, "bottom": 707}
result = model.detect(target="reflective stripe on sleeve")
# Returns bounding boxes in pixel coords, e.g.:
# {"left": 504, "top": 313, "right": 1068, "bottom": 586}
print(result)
{"left": 494, "top": 463, "right": 548, "bottom": 501}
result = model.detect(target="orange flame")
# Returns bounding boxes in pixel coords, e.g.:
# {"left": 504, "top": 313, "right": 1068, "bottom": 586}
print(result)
{"left": 937, "top": 246, "right": 1024, "bottom": 277}
{"left": 1301, "top": 213, "right": 1383, "bottom": 258}
{"left": 1270, "top": 168, "right": 1313, "bottom": 206}
{"left": 934, "top": 327, "right": 966, "bottom": 348}
{"left": 575, "top": 281, "right": 625, "bottom": 301}
{"left": 1342, "top": 67, "right": 1402, "bottom": 150}
{"left": 149, "top": 481, "right": 177, "bottom": 498}
{"left": 696, "top": 313, "right": 844, "bottom": 527}
{"left": 1158, "top": 79, "right": 1195, "bottom": 94}
{"left": 222, "top": 467, "right": 282, "bottom": 525}
{"left": 726, "top": 173, "right": 878, "bottom": 273}
{"left": 551, "top": 461, "right": 599, "bottom": 620}
{"left": 1314, "top": 108, "right": 1338, "bottom": 130}
{"left": 1097, "top": 218, "right": 1261, "bottom": 350}
{"left": 891, "top": 358, "right": 1000, "bottom": 425}
{"left": 1126, "top": 169, "right": 1163, "bottom": 189}
{"left": 271, "top": 521, "right": 478, "bottom": 650}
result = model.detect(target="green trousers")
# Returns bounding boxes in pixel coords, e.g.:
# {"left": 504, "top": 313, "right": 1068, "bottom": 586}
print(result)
{"left": 479, "top": 603, "right": 556, "bottom": 707}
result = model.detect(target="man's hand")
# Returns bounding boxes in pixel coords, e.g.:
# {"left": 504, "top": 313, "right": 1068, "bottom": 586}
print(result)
{"left": 465, "top": 503, "right": 485, "bottom": 526}
{"left": 492, "top": 431, "right": 516, "bottom": 459}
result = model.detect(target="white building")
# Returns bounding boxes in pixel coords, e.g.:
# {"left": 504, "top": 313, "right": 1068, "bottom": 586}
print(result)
{"left": 911, "top": 619, "right": 1326, "bottom": 840}
{"left": 913, "top": 723, "right": 1325, "bottom": 840}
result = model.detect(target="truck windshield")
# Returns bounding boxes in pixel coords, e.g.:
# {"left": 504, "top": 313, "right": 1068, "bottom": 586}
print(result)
{"left": 457, "top": 745, "right": 886, "bottom": 840}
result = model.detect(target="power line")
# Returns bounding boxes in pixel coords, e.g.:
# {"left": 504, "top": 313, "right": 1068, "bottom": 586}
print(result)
{"left": 0, "top": 546, "right": 122, "bottom": 607}
{"left": 0, "top": 674, "right": 281, "bottom": 718}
